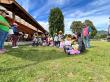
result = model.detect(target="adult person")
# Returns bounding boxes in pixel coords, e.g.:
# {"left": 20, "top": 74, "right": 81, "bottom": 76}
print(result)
{"left": 88, "top": 25, "right": 92, "bottom": 47}
{"left": 58, "top": 31, "right": 64, "bottom": 47}
{"left": 82, "top": 24, "right": 92, "bottom": 48}
{"left": 53, "top": 33, "right": 59, "bottom": 47}
{"left": 0, "top": 6, "right": 10, "bottom": 53}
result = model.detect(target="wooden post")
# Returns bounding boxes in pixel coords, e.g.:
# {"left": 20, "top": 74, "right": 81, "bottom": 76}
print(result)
{"left": 12, "top": 12, "right": 15, "bottom": 22}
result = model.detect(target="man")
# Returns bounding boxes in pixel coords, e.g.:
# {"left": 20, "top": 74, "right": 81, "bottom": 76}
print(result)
{"left": 0, "top": 6, "right": 10, "bottom": 54}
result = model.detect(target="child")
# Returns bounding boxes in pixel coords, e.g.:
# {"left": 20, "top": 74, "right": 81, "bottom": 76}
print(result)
{"left": 11, "top": 22, "right": 19, "bottom": 48}
{"left": 53, "top": 33, "right": 59, "bottom": 47}
{"left": 42, "top": 40, "right": 47, "bottom": 46}
{"left": 49, "top": 37, "right": 54, "bottom": 46}
{"left": 67, "top": 41, "right": 80, "bottom": 55}
{"left": 64, "top": 36, "right": 72, "bottom": 53}
{"left": 59, "top": 39, "right": 64, "bottom": 48}
{"left": 32, "top": 33, "right": 38, "bottom": 46}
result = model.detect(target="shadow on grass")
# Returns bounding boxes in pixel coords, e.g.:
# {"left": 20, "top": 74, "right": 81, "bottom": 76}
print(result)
{"left": 0, "top": 62, "right": 37, "bottom": 72}
{"left": 6, "top": 46, "right": 67, "bottom": 62}
{"left": 0, "top": 46, "right": 68, "bottom": 72}
{"left": 0, "top": 46, "right": 88, "bottom": 73}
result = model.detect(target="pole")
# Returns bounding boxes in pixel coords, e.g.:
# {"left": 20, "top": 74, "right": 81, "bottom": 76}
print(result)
{"left": 108, "top": 17, "right": 110, "bottom": 35}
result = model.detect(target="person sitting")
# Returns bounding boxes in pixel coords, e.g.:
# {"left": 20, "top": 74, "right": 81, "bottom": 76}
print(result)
{"left": 42, "top": 40, "right": 47, "bottom": 46}
{"left": 49, "top": 37, "right": 54, "bottom": 46}
{"left": 63, "top": 36, "right": 72, "bottom": 53}
{"left": 67, "top": 41, "right": 80, "bottom": 55}
{"left": 38, "top": 36, "right": 43, "bottom": 46}
{"left": 59, "top": 39, "right": 64, "bottom": 48}
{"left": 32, "top": 33, "right": 38, "bottom": 46}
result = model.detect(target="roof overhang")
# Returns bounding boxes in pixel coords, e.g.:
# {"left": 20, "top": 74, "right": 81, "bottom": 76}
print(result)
{"left": 0, "top": 1, "right": 47, "bottom": 33}
{"left": 0, "top": 0, "right": 14, "bottom": 4}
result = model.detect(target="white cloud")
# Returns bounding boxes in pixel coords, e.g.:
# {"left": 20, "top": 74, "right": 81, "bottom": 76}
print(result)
{"left": 53, "top": 0, "right": 69, "bottom": 5}
{"left": 64, "top": 15, "right": 109, "bottom": 33}
{"left": 17, "top": 0, "right": 110, "bottom": 33}
{"left": 17, "top": 0, "right": 29, "bottom": 11}
{"left": 38, "top": 21, "right": 49, "bottom": 31}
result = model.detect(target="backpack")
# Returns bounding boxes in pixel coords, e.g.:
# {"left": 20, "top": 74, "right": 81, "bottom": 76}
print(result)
{"left": 12, "top": 25, "right": 19, "bottom": 35}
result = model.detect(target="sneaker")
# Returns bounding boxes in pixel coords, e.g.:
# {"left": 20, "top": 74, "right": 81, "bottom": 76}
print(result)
{"left": 12, "top": 46, "right": 18, "bottom": 48}
{"left": 15, "top": 46, "right": 19, "bottom": 48}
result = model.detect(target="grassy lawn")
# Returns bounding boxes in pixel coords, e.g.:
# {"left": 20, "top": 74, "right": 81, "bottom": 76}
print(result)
{"left": 0, "top": 41, "right": 110, "bottom": 82}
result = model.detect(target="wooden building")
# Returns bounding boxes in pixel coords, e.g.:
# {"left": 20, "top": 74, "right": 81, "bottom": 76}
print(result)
{"left": 0, "top": 0, "right": 48, "bottom": 38}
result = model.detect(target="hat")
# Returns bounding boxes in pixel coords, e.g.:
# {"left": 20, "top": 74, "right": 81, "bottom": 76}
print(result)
{"left": 0, "top": 6, "right": 8, "bottom": 15}
{"left": 59, "top": 31, "right": 62, "bottom": 33}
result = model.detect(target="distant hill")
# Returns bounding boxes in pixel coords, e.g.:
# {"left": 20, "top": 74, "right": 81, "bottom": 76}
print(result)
{"left": 97, "top": 30, "right": 108, "bottom": 35}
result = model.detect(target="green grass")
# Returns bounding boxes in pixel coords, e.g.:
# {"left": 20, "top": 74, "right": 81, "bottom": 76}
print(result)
{"left": 0, "top": 41, "right": 110, "bottom": 82}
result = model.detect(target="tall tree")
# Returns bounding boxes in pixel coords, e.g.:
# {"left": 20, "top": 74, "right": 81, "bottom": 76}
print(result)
{"left": 84, "top": 20, "right": 97, "bottom": 38}
{"left": 70, "top": 21, "right": 83, "bottom": 33}
{"left": 48, "top": 7, "right": 64, "bottom": 36}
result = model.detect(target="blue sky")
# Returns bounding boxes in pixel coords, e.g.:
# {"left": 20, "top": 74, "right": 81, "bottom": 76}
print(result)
{"left": 17, "top": 0, "right": 110, "bottom": 34}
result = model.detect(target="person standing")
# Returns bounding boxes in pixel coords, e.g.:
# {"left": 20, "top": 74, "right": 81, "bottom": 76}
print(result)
{"left": 53, "top": 33, "right": 59, "bottom": 47}
{"left": 0, "top": 6, "right": 10, "bottom": 53}
{"left": 88, "top": 26, "right": 92, "bottom": 48}
{"left": 11, "top": 22, "right": 19, "bottom": 48}
{"left": 82, "top": 24, "right": 91, "bottom": 48}
{"left": 58, "top": 31, "right": 64, "bottom": 47}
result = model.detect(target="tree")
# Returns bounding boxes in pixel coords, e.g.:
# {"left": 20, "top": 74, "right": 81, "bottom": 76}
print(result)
{"left": 48, "top": 7, "right": 64, "bottom": 36}
{"left": 70, "top": 21, "right": 83, "bottom": 34}
{"left": 84, "top": 20, "right": 97, "bottom": 38}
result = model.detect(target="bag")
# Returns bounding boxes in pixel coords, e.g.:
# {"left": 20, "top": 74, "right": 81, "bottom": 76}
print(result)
{"left": 9, "top": 29, "right": 14, "bottom": 35}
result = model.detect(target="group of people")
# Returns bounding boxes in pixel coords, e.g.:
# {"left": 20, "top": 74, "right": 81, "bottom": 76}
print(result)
{"left": 0, "top": 5, "right": 92, "bottom": 55}
{"left": 32, "top": 31, "right": 64, "bottom": 47}
{"left": 32, "top": 24, "right": 92, "bottom": 55}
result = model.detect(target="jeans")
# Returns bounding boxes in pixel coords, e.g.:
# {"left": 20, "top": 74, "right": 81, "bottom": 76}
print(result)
{"left": 54, "top": 41, "right": 58, "bottom": 47}
{"left": 0, "top": 29, "right": 8, "bottom": 49}
{"left": 11, "top": 34, "right": 19, "bottom": 47}
{"left": 83, "top": 36, "right": 90, "bottom": 48}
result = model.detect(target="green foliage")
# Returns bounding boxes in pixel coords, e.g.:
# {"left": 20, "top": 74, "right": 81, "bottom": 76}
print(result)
{"left": 84, "top": 20, "right": 97, "bottom": 38}
{"left": 70, "top": 20, "right": 97, "bottom": 38}
{"left": 95, "top": 34, "right": 107, "bottom": 39}
{"left": 70, "top": 21, "right": 83, "bottom": 34}
{"left": 48, "top": 7, "right": 64, "bottom": 36}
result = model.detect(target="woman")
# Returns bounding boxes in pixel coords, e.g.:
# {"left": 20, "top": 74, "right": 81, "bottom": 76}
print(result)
{"left": 82, "top": 24, "right": 89, "bottom": 48}
{"left": 0, "top": 6, "right": 10, "bottom": 54}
